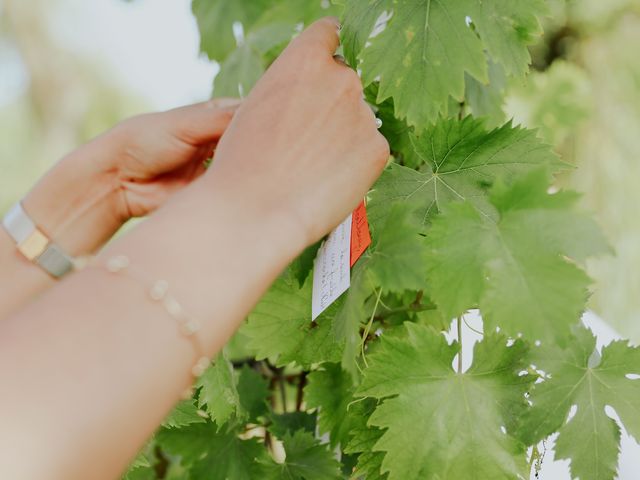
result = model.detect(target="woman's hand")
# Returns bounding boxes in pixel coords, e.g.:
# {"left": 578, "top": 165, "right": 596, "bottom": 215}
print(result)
{"left": 207, "top": 17, "right": 390, "bottom": 248}
{"left": 21, "top": 99, "right": 240, "bottom": 255}
{"left": 106, "top": 99, "right": 241, "bottom": 219}
{"left": 0, "top": 100, "right": 238, "bottom": 320}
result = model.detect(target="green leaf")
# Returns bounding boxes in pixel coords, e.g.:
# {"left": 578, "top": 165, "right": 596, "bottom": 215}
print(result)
{"left": 242, "top": 270, "right": 342, "bottom": 369}
{"left": 253, "top": 0, "right": 342, "bottom": 27}
{"left": 122, "top": 446, "right": 157, "bottom": 480}
{"left": 291, "top": 240, "right": 322, "bottom": 288}
{"left": 213, "top": 44, "right": 264, "bottom": 98}
{"left": 157, "top": 423, "right": 218, "bottom": 465}
{"left": 162, "top": 399, "right": 206, "bottom": 429}
{"left": 214, "top": 23, "right": 296, "bottom": 98}
{"left": 364, "top": 85, "right": 413, "bottom": 159}
{"left": 196, "top": 351, "right": 244, "bottom": 426}
{"left": 305, "top": 363, "right": 355, "bottom": 447}
{"left": 157, "top": 423, "right": 275, "bottom": 478}
{"left": 426, "top": 169, "right": 609, "bottom": 342}
{"left": 192, "top": 0, "right": 271, "bottom": 62}
{"left": 465, "top": 59, "right": 508, "bottom": 128}
{"left": 122, "top": 465, "right": 156, "bottom": 480}
{"left": 332, "top": 259, "right": 372, "bottom": 377}
{"left": 237, "top": 365, "right": 270, "bottom": 422}
{"left": 332, "top": 203, "right": 431, "bottom": 376}
{"left": 269, "top": 412, "right": 317, "bottom": 438}
{"left": 367, "top": 117, "right": 565, "bottom": 230}
{"left": 340, "top": 0, "right": 547, "bottom": 127}
{"left": 518, "top": 326, "right": 640, "bottom": 480}
{"left": 357, "top": 323, "right": 533, "bottom": 480}
{"left": 343, "top": 399, "right": 387, "bottom": 480}
{"left": 367, "top": 204, "right": 428, "bottom": 293}
{"left": 263, "top": 430, "right": 342, "bottom": 480}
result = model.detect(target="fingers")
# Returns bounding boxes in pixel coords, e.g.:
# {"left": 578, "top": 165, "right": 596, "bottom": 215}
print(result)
{"left": 162, "top": 98, "right": 242, "bottom": 145}
{"left": 292, "top": 16, "right": 340, "bottom": 57}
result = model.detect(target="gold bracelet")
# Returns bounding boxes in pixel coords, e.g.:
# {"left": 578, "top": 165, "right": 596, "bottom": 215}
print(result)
{"left": 84, "top": 254, "right": 210, "bottom": 397}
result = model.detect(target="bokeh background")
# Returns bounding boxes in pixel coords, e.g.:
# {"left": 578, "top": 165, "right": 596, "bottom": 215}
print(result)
{"left": 1, "top": 0, "right": 639, "bottom": 478}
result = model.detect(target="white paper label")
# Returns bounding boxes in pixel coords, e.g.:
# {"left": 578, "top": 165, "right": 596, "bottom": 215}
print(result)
{"left": 312, "top": 214, "right": 352, "bottom": 320}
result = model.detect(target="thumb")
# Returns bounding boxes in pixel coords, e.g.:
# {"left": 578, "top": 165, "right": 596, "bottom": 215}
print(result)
{"left": 290, "top": 17, "right": 341, "bottom": 57}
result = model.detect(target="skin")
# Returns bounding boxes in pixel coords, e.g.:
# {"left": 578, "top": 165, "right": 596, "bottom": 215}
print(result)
{"left": 0, "top": 98, "right": 240, "bottom": 320}
{"left": 0, "top": 18, "right": 389, "bottom": 480}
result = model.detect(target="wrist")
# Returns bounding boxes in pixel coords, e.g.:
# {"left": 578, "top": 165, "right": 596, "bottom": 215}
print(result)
{"left": 21, "top": 135, "right": 125, "bottom": 256}
{"left": 192, "top": 175, "right": 308, "bottom": 264}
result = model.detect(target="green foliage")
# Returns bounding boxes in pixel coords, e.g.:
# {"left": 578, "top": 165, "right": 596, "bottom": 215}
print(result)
{"left": 196, "top": 351, "right": 244, "bottom": 426}
{"left": 193, "top": 0, "right": 340, "bottom": 97}
{"left": 367, "top": 117, "right": 567, "bottom": 229}
{"left": 305, "top": 363, "right": 355, "bottom": 447}
{"left": 339, "top": 0, "right": 547, "bottom": 127}
{"left": 157, "top": 423, "right": 275, "bottom": 478}
{"left": 358, "top": 323, "right": 533, "bottom": 479}
{"left": 123, "top": 1, "right": 640, "bottom": 479}
{"left": 519, "top": 326, "right": 640, "bottom": 480}
{"left": 241, "top": 270, "right": 342, "bottom": 368}
{"left": 262, "top": 430, "right": 343, "bottom": 479}
{"left": 425, "top": 169, "right": 609, "bottom": 343}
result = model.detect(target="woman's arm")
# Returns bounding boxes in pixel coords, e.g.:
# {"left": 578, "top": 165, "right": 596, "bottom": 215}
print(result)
{"left": 0, "top": 18, "right": 388, "bottom": 480}
{"left": 0, "top": 101, "right": 238, "bottom": 320}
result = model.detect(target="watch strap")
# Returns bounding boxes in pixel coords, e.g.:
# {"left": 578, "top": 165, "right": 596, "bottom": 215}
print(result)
{"left": 2, "top": 202, "right": 74, "bottom": 278}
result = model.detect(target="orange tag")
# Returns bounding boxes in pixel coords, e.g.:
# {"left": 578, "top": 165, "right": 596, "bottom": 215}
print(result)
{"left": 350, "top": 200, "right": 371, "bottom": 267}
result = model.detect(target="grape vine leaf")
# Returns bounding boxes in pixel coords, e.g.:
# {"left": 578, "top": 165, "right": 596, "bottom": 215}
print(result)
{"left": 236, "top": 364, "right": 270, "bottom": 422}
{"left": 518, "top": 326, "right": 640, "bottom": 480}
{"left": 162, "top": 399, "right": 206, "bottom": 429}
{"left": 357, "top": 323, "right": 533, "bottom": 480}
{"left": 262, "top": 430, "right": 342, "bottom": 480}
{"left": 268, "top": 412, "right": 317, "bottom": 438}
{"left": 122, "top": 448, "right": 156, "bottom": 480}
{"left": 214, "top": 23, "right": 296, "bottom": 98}
{"left": 157, "top": 422, "right": 275, "bottom": 478}
{"left": 251, "top": 0, "right": 342, "bottom": 28}
{"left": 305, "top": 363, "right": 355, "bottom": 447}
{"left": 333, "top": 204, "right": 430, "bottom": 376}
{"left": 339, "top": 0, "right": 547, "bottom": 127}
{"left": 465, "top": 59, "right": 508, "bottom": 128}
{"left": 198, "top": 1, "right": 341, "bottom": 98}
{"left": 364, "top": 85, "right": 413, "bottom": 159}
{"left": 367, "top": 204, "right": 428, "bottom": 293}
{"left": 241, "top": 269, "right": 342, "bottom": 368}
{"left": 291, "top": 240, "right": 322, "bottom": 288}
{"left": 196, "top": 351, "right": 244, "bottom": 427}
{"left": 425, "top": 169, "right": 609, "bottom": 343}
{"left": 192, "top": 0, "right": 271, "bottom": 62}
{"left": 367, "top": 117, "right": 566, "bottom": 230}
{"left": 332, "top": 258, "right": 371, "bottom": 377}
{"left": 122, "top": 464, "right": 155, "bottom": 480}
{"left": 324, "top": 205, "right": 434, "bottom": 379}
{"left": 343, "top": 398, "right": 387, "bottom": 480}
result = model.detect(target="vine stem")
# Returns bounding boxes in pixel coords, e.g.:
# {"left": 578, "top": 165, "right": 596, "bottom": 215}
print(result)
{"left": 296, "top": 371, "right": 307, "bottom": 411}
{"left": 361, "top": 287, "right": 383, "bottom": 369}
{"left": 457, "top": 316, "right": 463, "bottom": 374}
{"left": 278, "top": 373, "right": 287, "bottom": 413}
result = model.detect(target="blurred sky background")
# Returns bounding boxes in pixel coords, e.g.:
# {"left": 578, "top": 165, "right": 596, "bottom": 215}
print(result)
{"left": 1, "top": 0, "right": 639, "bottom": 478}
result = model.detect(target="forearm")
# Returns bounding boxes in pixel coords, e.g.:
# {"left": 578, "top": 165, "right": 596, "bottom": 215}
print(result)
{"left": 0, "top": 136, "right": 124, "bottom": 320}
{"left": 0, "top": 177, "right": 302, "bottom": 479}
